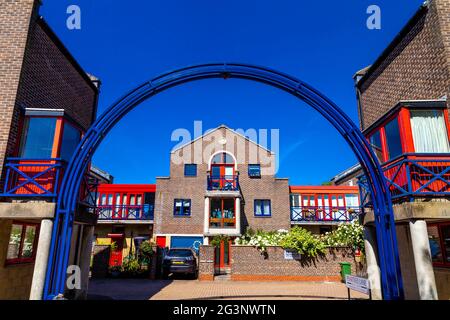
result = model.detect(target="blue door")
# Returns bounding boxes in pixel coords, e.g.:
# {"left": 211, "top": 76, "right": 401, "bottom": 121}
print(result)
{"left": 170, "top": 236, "right": 204, "bottom": 254}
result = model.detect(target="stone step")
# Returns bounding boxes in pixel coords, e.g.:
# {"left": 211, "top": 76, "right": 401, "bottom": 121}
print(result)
{"left": 214, "top": 274, "right": 231, "bottom": 281}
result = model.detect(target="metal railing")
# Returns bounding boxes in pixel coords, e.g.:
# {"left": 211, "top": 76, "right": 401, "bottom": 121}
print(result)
{"left": 96, "top": 204, "right": 154, "bottom": 220}
{"left": 358, "top": 153, "right": 450, "bottom": 206}
{"left": 207, "top": 175, "right": 239, "bottom": 191}
{"left": 290, "top": 206, "right": 360, "bottom": 222}
{"left": 1, "top": 158, "right": 65, "bottom": 199}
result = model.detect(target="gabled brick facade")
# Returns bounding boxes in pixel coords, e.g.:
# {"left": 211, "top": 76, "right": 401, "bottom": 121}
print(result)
{"left": 154, "top": 125, "right": 291, "bottom": 236}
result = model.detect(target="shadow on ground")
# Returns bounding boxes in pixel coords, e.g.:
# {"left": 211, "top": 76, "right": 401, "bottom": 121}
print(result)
{"left": 88, "top": 274, "right": 193, "bottom": 300}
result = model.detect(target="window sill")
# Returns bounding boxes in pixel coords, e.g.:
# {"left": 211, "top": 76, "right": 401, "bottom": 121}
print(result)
{"left": 5, "top": 259, "right": 35, "bottom": 267}
{"left": 254, "top": 215, "right": 272, "bottom": 218}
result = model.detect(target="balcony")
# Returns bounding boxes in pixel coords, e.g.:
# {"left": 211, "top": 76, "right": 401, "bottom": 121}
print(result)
{"left": 359, "top": 153, "right": 450, "bottom": 205}
{"left": 1, "top": 158, "right": 65, "bottom": 199}
{"left": 96, "top": 204, "right": 154, "bottom": 221}
{"left": 207, "top": 175, "right": 239, "bottom": 191}
{"left": 290, "top": 206, "right": 360, "bottom": 223}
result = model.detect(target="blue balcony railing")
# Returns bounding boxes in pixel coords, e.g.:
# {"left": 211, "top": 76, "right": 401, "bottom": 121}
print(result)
{"left": 358, "top": 153, "right": 450, "bottom": 206}
{"left": 207, "top": 175, "right": 239, "bottom": 191}
{"left": 290, "top": 206, "right": 360, "bottom": 223}
{"left": 96, "top": 204, "right": 154, "bottom": 221}
{"left": 1, "top": 158, "right": 65, "bottom": 199}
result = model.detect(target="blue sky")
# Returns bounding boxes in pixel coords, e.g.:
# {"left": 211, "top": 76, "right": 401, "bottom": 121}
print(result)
{"left": 40, "top": 0, "right": 424, "bottom": 185}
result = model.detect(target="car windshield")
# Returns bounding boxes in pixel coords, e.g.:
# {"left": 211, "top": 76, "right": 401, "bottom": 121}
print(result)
{"left": 167, "top": 249, "right": 193, "bottom": 257}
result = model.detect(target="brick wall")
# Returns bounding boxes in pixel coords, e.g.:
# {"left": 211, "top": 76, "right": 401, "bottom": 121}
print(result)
{"left": 154, "top": 126, "right": 291, "bottom": 235}
{"left": 198, "top": 245, "right": 214, "bottom": 281}
{"left": 230, "top": 246, "right": 356, "bottom": 282}
{"left": 0, "top": 219, "right": 35, "bottom": 299}
{"left": 0, "top": 0, "right": 37, "bottom": 180}
{"left": 357, "top": 0, "right": 450, "bottom": 130}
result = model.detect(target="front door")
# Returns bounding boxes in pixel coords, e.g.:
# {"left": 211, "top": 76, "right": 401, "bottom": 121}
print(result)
{"left": 109, "top": 237, "right": 124, "bottom": 267}
{"left": 214, "top": 240, "right": 231, "bottom": 273}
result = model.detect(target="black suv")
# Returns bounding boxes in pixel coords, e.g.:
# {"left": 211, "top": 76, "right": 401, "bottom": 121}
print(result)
{"left": 162, "top": 248, "right": 198, "bottom": 279}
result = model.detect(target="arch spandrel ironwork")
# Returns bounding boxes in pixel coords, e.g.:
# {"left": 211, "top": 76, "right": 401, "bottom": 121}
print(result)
{"left": 43, "top": 63, "right": 404, "bottom": 300}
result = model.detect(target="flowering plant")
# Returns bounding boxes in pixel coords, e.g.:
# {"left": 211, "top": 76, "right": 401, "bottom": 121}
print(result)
{"left": 321, "top": 220, "right": 364, "bottom": 253}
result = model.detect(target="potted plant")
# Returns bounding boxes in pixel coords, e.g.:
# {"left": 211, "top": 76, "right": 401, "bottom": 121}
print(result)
{"left": 108, "top": 265, "right": 121, "bottom": 277}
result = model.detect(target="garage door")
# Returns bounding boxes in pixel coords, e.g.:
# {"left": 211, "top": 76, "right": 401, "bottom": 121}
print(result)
{"left": 170, "top": 236, "right": 204, "bottom": 253}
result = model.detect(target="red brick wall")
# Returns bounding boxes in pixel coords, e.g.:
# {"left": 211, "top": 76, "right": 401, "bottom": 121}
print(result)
{"left": 357, "top": 0, "right": 450, "bottom": 130}
{"left": 230, "top": 246, "right": 356, "bottom": 282}
{"left": 0, "top": 0, "right": 37, "bottom": 180}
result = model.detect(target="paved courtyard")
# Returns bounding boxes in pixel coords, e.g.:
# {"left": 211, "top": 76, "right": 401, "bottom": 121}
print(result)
{"left": 88, "top": 278, "right": 368, "bottom": 300}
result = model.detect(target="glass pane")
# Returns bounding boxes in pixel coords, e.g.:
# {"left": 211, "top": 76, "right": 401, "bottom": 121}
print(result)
{"left": 22, "top": 226, "right": 37, "bottom": 258}
{"left": 370, "top": 131, "right": 384, "bottom": 163}
{"left": 211, "top": 154, "right": 222, "bottom": 164}
{"left": 137, "top": 195, "right": 142, "bottom": 205}
{"left": 249, "top": 165, "right": 261, "bottom": 177}
{"left": 7, "top": 224, "right": 23, "bottom": 260}
{"left": 224, "top": 153, "right": 234, "bottom": 164}
{"left": 410, "top": 110, "right": 450, "bottom": 153}
{"left": 19, "top": 117, "right": 57, "bottom": 158}
{"left": 183, "top": 200, "right": 191, "bottom": 215}
{"left": 263, "top": 200, "right": 271, "bottom": 215}
{"left": 441, "top": 225, "right": 450, "bottom": 263}
{"left": 116, "top": 194, "right": 121, "bottom": 205}
{"left": 174, "top": 200, "right": 182, "bottom": 215}
{"left": 224, "top": 167, "right": 233, "bottom": 177}
{"left": 130, "top": 195, "right": 136, "bottom": 205}
{"left": 223, "top": 199, "right": 234, "bottom": 219}
{"left": 185, "top": 164, "right": 197, "bottom": 176}
{"left": 345, "top": 194, "right": 359, "bottom": 207}
{"left": 255, "top": 200, "right": 262, "bottom": 215}
{"left": 428, "top": 225, "right": 443, "bottom": 263}
{"left": 211, "top": 166, "right": 221, "bottom": 177}
{"left": 60, "top": 122, "right": 81, "bottom": 161}
{"left": 210, "top": 199, "right": 222, "bottom": 218}
{"left": 385, "top": 118, "right": 403, "bottom": 160}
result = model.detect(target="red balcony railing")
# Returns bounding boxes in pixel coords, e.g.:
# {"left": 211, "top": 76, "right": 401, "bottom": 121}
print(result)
{"left": 359, "top": 153, "right": 450, "bottom": 205}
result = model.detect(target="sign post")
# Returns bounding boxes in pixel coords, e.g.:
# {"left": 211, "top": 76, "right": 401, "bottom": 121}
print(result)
{"left": 345, "top": 275, "right": 371, "bottom": 300}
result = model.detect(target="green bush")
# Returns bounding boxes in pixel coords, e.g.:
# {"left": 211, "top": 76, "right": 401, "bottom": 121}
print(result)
{"left": 122, "top": 256, "right": 141, "bottom": 274}
{"left": 322, "top": 221, "right": 365, "bottom": 253}
{"left": 280, "top": 226, "right": 326, "bottom": 258}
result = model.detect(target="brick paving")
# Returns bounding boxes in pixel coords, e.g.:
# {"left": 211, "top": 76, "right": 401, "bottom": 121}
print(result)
{"left": 88, "top": 278, "right": 368, "bottom": 300}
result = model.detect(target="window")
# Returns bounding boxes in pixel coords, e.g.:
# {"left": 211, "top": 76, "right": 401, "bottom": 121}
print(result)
{"left": 174, "top": 199, "right": 191, "bottom": 216}
{"left": 184, "top": 164, "right": 197, "bottom": 177}
{"left": 210, "top": 198, "right": 235, "bottom": 228}
{"left": 345, "top": 194, "right": 359, "bottom": 208}
{"left": 290, "top": 194, "right": 301, "bottom": 207}
{"left": 6, "top": 222, "right": 39, "bottom": 264}
{"left": 254, "top": 199, "right": 271, "bottom": 217}
{"left": 428, "top": 223, "right": 450, "bottom": 266}
{"left": 384, "top": 118, "right": 403, "bottom": 160}
{"left": 19, "top": 117, "right": 57, "bottom": 158}
{"left": 410, "top": 109, "right": 450, "bottom": 153}
{"left": 60, "top": 122, "right": 81, "bottom": 161}
{"left": 248, "top": 164, "right": 261, "bottom": 178}
{"left": 369, "top": 130, "right": 384, "bottom": 163}
{"left": 211, "top": 152, "right": 234, "bottom": 164}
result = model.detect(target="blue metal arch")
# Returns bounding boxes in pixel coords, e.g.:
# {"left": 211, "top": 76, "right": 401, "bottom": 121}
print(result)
{"left": 43, "top": 63, "right": 404, "bottom": 300}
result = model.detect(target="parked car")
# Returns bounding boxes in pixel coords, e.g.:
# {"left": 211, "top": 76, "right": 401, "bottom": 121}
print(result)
{"left": 162, "top": 248, "right": 198, "bottom": 279}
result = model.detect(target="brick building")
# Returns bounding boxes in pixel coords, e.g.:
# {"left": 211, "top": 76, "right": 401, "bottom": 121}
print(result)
{"left": 147, "top": 125, "right": 360, "bottom": 275}
{"left": 0, "top": 1, "right": 100, "bottom": 299}
{"left": 349, "top": 0, "right": 450, "bottom": 300}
